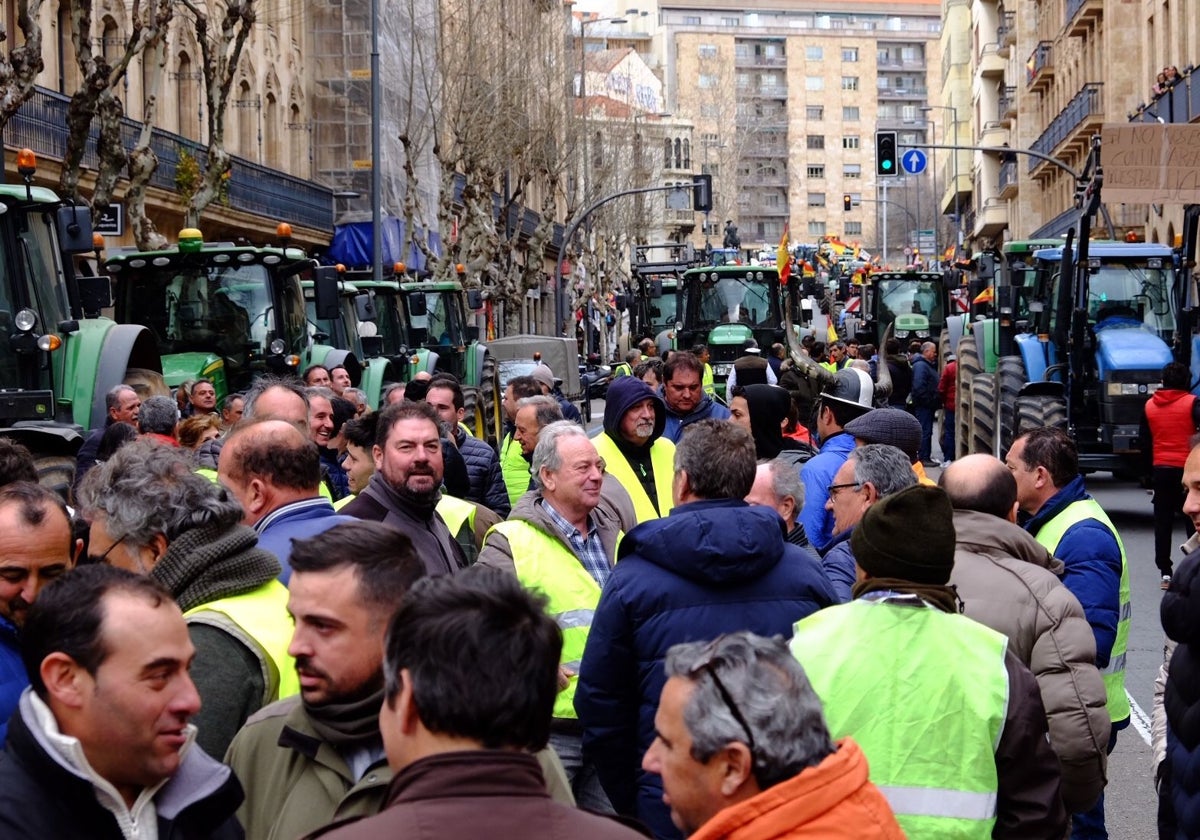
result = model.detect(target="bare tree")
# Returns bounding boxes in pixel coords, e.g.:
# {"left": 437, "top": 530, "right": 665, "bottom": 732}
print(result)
{"left": 60, "top": 0, "right": 171, "bottom": 217}
{"left": 0, "top": 0, "right": 46, "bottom": 143}
{"left": 177, "top": 0, "right": 255, "bottom": 227}
{"left": 125, "top": 1, "right": 173, "bottom": 249}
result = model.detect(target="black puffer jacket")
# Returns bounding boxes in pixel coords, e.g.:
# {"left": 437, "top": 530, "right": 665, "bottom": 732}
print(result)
{"left": 454, "top": 426, "right": 510, "bottom": 516}
{"left": 1160, "top": 546, "right": 1200, "bottom": 838}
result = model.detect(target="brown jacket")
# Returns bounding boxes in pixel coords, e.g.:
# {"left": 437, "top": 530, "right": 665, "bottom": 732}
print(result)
{"left": 949, "top": 508, "right": 1110, "bottom": 813}
{"left": 309, "top": 750, "right": 647, "bottom": 839}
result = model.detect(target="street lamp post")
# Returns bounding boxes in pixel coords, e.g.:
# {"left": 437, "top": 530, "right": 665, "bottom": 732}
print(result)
{"left": 701, "top": 138, "right": 725, "bottom": 247}
{"left": 922, "top": 104, "right": 961, "bottom": 258}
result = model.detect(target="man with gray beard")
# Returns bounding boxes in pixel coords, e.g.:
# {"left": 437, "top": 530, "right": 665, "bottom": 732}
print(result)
{"left": 591, "top": 376, "right": 676, "bottom": 525}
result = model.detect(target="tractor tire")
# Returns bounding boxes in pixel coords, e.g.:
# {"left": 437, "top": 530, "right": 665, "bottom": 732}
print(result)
{"left": 480, "top": 353, "right": 500, "bottom": 450}
{"left": 937, "top": 330, "right": 950, "bottom": 370}
{"left": 462, "top": 386, "right": 486, "bottom": 440}
{"left": 955, "top": 333, "right": 981, "bottom": 459}
{"left": 1014, "top": 394, "right": 1068, "bottom": 438}
{"left": 969, "top": 373, "right": 997, "bottom": 456}
{"left": 996, "top": 356, "right": 1026, "bottom": 457}
{"left": 36, "top": 454, "right": 77, "bottom": 504}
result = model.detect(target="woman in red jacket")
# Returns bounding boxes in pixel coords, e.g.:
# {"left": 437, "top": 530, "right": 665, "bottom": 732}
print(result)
{"left": 1142, "top": 362, "right": 1200, "bottom": 586}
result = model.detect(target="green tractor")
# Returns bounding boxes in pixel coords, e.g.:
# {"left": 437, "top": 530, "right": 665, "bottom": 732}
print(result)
{"left": 0, "top": 156, "right": 163, "bottom": 495}
{"left": 104, "top": 226, "right": 324, "bottom": 400}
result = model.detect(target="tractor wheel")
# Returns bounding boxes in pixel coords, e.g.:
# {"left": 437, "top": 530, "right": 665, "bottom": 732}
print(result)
{"left": 937, "top": 330, "right": 950, "bottom": 370}
{"left": 955, "top": 333, "right": 981, "bottom": 459}
{"left": 1014, "top": 394, "right": 1068, "bottom": 438}
{"left": 969, "top": 373, "right": 997, "bottom": 456}
{"left": 36, "top": 454, "right": 77, "bottom": 504}
{"left": 480, "top": 353, "right": 500, "bottom": 450}
{"left": 996, "top": 356, "right": 1026, "bottom": 457}
{"left": 462, "top": 386, "right": 486, "bottom": 440}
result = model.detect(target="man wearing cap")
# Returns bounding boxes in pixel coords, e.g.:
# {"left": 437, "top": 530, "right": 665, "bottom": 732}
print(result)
{"left": 791, "top": 484, "right": 1067, "bottom": 838}
{"left": 726, "top": 339, "right": 777, "bottom": 391}
{"left": 662, "top": 352, "right": 731, "bottom": 443}
{"left": 844, "top": 407, "right": 937, "bottom": 486}
{"left": 532, "top": 364, "right": 583, "bottom": 425}
{"left": 818, "top": 444, "right": 915, "bottom": 603}
{"left": 593, "top": 377, "right": 675, "bottom": 524}
{"left": 799, "top": 367, "right": 875, "bottom": 552}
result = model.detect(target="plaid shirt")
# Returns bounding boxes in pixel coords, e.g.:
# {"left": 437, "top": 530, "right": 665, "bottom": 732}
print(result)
{"left": 538, "top": 498, "right": 611, "bottom": 589}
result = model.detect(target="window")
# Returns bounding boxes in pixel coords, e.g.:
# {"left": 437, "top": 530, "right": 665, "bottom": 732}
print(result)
{"left": 843, "top": 164, "right": 862, "bottom": 179}
{"left": 806, "top": 45, "right": 824, "bottom": 60}
{"left": 843, "top": 136, "right": 860, "bottom": 149}
{"left": 842, "top": 106, "right": 860, "bottom": 121}
{"left": 722, "top": 17, "right": 740, "bottom": 26}
{"left": 699, "top": 44, "right": 718, "bottom": 59}
{"left": 841, "top": 76, "right": 859, "bottom": 91}
{"left": 700, "top": 103, "right": 719, "bottom": 118}
{"left": 764, "top": 193, "right": 782, "bottom": 207}
{"left": 807, "top": 135, "right": 825, "bottom": 150}
{"left": 808, "top": 221, "right": 827, "bottom": 236}
{"left": 806, "top": 105, "right": 824, "bottom": 120}
{"left": 842, "top": 47, "right": 858, "bottom": 62}
{"left": 699, "top": 74, "right": 718, "bottom": 89}
{"left": 808, "top": 193, "right": 826, "bottom": 207}
{"left": 805, "top": 76, "right": 824, "bottom": 91}
{"left": 845, "top": 222, "right": 863, "bottom": 235}
{"left": 807, "top": 165, "right": 825, "bottom": 179}
{"left": 683, "top": 15, "right": 701, "bottom": 24}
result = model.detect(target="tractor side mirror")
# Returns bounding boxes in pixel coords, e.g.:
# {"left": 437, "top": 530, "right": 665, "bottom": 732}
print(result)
{"left": 466, "top": 289, "right": 484, "bottom": 310}
{"left": 57, "top": 205, "right": 94, "bottom": 254}
{"left": 314, "top": 267, "right": 340, "bottom": 320}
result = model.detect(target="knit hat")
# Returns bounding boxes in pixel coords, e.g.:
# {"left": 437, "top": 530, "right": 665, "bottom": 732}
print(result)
{"left": 844, "top": 408, "right": 922, "bottom": 463}
{"left": 530, "top": 364, "right": 556, "bottom": 391}
{"left": 603, "top": 375, "right": 666, "bottom": 441}
{"left": 851, "top": 484, "right": 956, "bottom": 584}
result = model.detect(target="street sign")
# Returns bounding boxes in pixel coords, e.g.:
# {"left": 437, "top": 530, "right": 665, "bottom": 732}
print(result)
{"left": 901, "top": 149, "right": 927, "bottom": 175}
{"left": 94, "top": 204, "right": 124, "bottom": 237}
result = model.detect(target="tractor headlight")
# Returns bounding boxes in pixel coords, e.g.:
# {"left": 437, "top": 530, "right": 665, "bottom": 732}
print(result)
{"left": 14, "top": 309, "right": 36, "bottom": 332}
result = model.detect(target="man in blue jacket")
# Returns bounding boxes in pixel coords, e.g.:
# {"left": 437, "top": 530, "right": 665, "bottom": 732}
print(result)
{"left": 909, "top": 341, "right": 940, "bottom": 465}
{"left": 661, "top": 352, "right": 730, "bottom": 443}
{"left": 575, "top": 419, "right": 835, "bottom": 840}
{"left": 1007, "top": 426, "right": 1128, "bottom": 839}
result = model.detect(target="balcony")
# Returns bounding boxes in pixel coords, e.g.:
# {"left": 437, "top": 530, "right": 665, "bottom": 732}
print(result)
{"left": 878, "top": 86, "right": 929, "bottom": 100}
{"left": 997, "top": 12, "right": 1015, "bottom": 56}
{"left": 975, "top": 199, "right": 1008, "bottom": 238}
{"left": 1029, "top": 82, "right": 1103, "bottom": 172}
{"left": 8, "top": 86, "right": 333, "bottom": 231}
{"left": 733, "top": 53, "right": 787, "bottom": 69}
{"left": 998, "top": 86, "right": 1018, "bottom": 125}
{"left": 978, "top": 43, "right": 1005, "bottom": 79}
{"left": 998, "top": 160, "right": 1018, "bottom": 199}
{"left": 1066, "top": 0, "right": 1102, "bottom": 38}
{"left": 980, "top": 120, "right": 1009, "bottom": 148}
{"left": 1027, "top": 41, "right": 1053, "bottom": 92}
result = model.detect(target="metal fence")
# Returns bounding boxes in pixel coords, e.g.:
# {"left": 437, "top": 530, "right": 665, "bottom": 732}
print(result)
{"left": 7, "top": 86, "right": 332, "bottom": 231}
{"left": 1029, "top": 82, "right": 1102, "bottom": 171}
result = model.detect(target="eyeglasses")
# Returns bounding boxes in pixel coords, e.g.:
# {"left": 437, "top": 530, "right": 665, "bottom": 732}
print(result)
{"left": 90, "top": 535, "right": 127, "bottom": 564}
{"left": 688, "top": 637, "right": 756, "bottom": 753}
{"left": 827, "top": 482, "right": 863, "bottom": 498}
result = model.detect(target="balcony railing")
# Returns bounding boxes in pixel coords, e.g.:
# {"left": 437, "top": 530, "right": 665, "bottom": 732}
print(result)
{"left": 998, "top": 85, "right": 1017, "bottom": 121}
{"left": 1030, "top": 82, "right": 1103, "bottom": 170}
{"left": 1026, "top": 41, "right": 1053, "bottom": 88}
{"left": 999, "top": 11, "right": 1015, "bottom": 46}
{"left": 7, "top": 87, "right": 333, "bottom": 231}
{"left": 999, "top": 160, "right": 1018, "bottom": 197}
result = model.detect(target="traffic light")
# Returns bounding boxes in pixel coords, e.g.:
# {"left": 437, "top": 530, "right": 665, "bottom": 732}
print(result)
{"left": 843, "top": 194, "right": 852, "bottom": 212}
{"left": 692, "top": 174, "right": 713, "bottom": 212}
{"left": 875, "top": 131, "right": 898, "bottom": 177}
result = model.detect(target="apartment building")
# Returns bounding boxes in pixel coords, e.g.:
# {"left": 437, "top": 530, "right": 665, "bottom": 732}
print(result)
{"left": 655, "top": 0, "right": 942, "bottom": 260}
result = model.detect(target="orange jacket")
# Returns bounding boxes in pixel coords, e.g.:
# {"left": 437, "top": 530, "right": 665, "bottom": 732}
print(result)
{"left": 689, "top": 739, "right": 903, "bottom": 840}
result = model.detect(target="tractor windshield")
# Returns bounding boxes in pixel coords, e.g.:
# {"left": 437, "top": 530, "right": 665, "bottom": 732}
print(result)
{"left": 684, "top": 274, "right": 777, "bottom": 329}
{"left": 876, "top": 278, "right": 945, "bottom": 330}
{"left": 1087, "top": 262, "right": 1174, "bottom": 338}
{"left": 402, "top": 290, "right": 466, "bottom": 347}
{"left": 0, "top": 209, "right": 72, "bottom": 390}
{"left": 649, "top": 287, "right": 678, "bottom": 333}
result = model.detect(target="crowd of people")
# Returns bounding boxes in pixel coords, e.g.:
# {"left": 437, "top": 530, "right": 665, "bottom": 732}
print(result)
{"left": 0, "top": 337, "right": 1187, "bottom": 839}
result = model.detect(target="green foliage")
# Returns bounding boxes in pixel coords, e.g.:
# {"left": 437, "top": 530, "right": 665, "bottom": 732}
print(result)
{"left": 174, "top": 146, "right": 231, "bottom": 206}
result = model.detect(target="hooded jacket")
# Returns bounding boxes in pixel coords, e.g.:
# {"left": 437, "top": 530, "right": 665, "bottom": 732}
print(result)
{"left": 599, "top": 378, "right": 674, "bottom": 523}
{"left": 662, "top": 393, "right": 732, "bottom": 443}
{"left": 575, "top": 499, "right": 835, "bottom": 840}
{"left": 949, "top": 509, "right": 1109, "bottom": 813}
{"left": 741, "top": 384, "right": 813, "bottom": 462}
{"left": 1143, "top": 388, "right": 1200, "bottom": 471}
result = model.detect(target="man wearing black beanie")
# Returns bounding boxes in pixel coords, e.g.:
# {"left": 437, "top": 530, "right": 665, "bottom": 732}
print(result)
{"left": 790, "top": 484, "right": 1067, "bottom": 839}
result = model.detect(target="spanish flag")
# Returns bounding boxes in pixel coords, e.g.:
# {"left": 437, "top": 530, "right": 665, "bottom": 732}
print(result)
{"left": 827, "top": 320, "right": 839, "bottom": 343}
{"left": 973, "top": 286, "right": 995, "bottom": 304}
{"left": 777, "top": 225, "right": 791, "bottom": 285}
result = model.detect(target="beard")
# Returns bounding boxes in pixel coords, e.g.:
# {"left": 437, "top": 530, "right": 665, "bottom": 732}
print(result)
{"left": 631, "top": 421, "right": 654, "bottom": 440}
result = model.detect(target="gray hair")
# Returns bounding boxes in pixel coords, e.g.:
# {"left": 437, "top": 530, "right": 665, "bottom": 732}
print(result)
{"left": 342, "top": 387, "right": 366, "bottom": 405}
{"left": 762, "top": 458, "right": 804, "bottom": 509}
{"left": 848, "top": 443, "right": 917, "bottom": 497}
{"left": 675, "top": 419, "right": 756, "bottom": 500}
{"left": 243, "top": 376, "right": 309, "bottom": 420}
{"left": 105, "top": 384, "right": 137, "bottom": 414}
{"left": 305, "top": 385, "right": 337, "bottom": 403}
{"left": 138, "top": 395, "right": 178, "bottom": 436}
{"left": 665, "top": 632, "right": 834, "bottom": 789}
{"left": 530, "top": 420, "right": 588, "bottom": 490}
{"left": 77, "top": 439, "right": 244, "bottom": 551}
{"left": 517, "top": 395, "right": 563, "bottom": 431}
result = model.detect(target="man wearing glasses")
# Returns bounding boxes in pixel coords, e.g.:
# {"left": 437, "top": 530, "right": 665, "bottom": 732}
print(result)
{"left": 576, "top": 420, "right": 834, "bottom": 839}
{"left": 643, "top": 632, "right": 902, "bottom": 839}
{"left": 792, "top": 484, "right": 1067, "bottom": 838}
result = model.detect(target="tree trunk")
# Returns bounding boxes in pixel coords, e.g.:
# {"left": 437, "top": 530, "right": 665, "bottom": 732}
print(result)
{"left": 126, "top": 23, "right": 169, "bottom": 251}
{"left": 0, "top": 0, "right": 46, "bottom": 143}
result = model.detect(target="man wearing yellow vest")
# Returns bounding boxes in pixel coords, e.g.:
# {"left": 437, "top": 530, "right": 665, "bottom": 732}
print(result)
{"left": 500, "top": 375, "right": 543, "bottom": 510}
{"left": 594, "top": 377, "right": 675, "bottom": 524}
{"left": 1006, "top": 426, "right": 1129, "bottom": 837}
{"left": 478, "top": 421, "right": 623, "bottom": 813}
{"left": 791, "top": 484, "right": 1067, "bottom": 839}
{"left": 76, "top": 438, "right": 296, "bottom": 761}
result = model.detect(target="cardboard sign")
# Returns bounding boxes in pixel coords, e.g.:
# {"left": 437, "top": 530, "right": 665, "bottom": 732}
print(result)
{"left": 1101, "top": 123, "right": 1200, "bottom": 203}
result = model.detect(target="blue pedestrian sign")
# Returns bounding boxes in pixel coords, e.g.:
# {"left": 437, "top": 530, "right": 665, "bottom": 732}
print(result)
{"left": 901, "top": 149, "right": 927, "bottom": 175}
